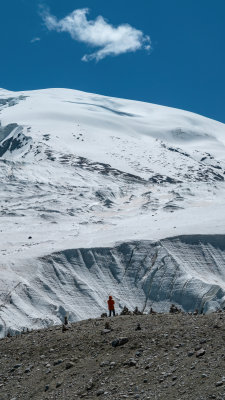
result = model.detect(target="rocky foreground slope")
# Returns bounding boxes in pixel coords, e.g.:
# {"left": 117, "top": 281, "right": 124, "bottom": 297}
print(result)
{"left": 1, "top": 313, "right": 225, "bottom": 400}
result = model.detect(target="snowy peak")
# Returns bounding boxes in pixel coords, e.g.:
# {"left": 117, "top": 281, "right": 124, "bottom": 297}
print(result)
{"left": 1, "top": 88, "right": 225, "bottom": 335}
{"left": 0, "top": 88, "right": 225, "bottom": 177}
{"left": 0, "top": 88, "right": 225, "bottom": 257}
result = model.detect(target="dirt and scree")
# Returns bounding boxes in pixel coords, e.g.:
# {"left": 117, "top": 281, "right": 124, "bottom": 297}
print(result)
{"left": 1, "top": 313, "right": 225, "bottom": 400}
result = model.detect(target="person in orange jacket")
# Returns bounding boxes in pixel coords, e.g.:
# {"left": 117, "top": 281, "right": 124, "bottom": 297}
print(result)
{"left": 107, "top": 295, "right": 115, "bottom": 317}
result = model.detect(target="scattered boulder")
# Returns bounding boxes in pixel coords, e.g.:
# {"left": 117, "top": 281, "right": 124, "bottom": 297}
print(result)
{"left": 112, "top": 337, "right": 129, "bottom": 347}
{"left": 53, "top": 359, "right": 63, "bottom": 366}
{"left": 24, "top": 366, "right": 33, "bottom": 374}
{"left": 86, "top": 378, "right": 94, "bottom": 391}
{"left": 62, "top": 324, "right": 69, "bottom": 333}
{"left": 170, "top": 304, "right": 181, "bottom": 314}
{"left": 96, "top": 389, "right": 104, "bottom": 396}
{"left": 120, "top": 307, "right": 132, "bottom": 316}
{"left": 101, "top": 329, "right": 111, "bottom": 335}
{"left": 105, "top": 321, "right": 111, "bottom": 330}
{"left": 101, "top": 321, "right": 112, "bottom": 334}
{"left": 133, "top": 307, "right": 143, "bottom": 315}
{"left": 196, "top": 349, "right": 205, "bottom": 358}
{"left": 65, "top": 362, "right": 74, "bottom": 370}
{"left": 13, "top": 364, "right": 22, "bottom": 369}
{"left": 135, "top": 323, "right": 141, "bottom": 331}
{"left": 123, "top": 358, "right": 137, "bottom": 367}
{"left": 100, "top": 361, "right": 110, "bottom": 367}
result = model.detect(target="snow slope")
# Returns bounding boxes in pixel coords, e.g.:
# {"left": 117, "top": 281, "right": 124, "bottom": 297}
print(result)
{"left": 0, "top": 88, "right": 225, "bottom": 336}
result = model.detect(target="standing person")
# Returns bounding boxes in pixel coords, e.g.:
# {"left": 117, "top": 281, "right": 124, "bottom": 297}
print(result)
{"left": 107, "top": 295, "right": 115, "bottom": 317}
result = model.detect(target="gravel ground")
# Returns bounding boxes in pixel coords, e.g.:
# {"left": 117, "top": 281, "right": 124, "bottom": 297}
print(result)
{"left": 1, "top": 313, "right": 225, "bottom": 400}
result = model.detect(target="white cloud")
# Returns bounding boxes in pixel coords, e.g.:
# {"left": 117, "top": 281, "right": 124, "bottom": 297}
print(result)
{"left": 41, "top": 8, "right": 151, "bottom": 61}
{"left": 30, "top": 37, "right": 41, "bottom": 43}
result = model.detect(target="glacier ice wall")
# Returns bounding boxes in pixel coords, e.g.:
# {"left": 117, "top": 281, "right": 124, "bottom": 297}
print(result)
{"left": 1, "top": 235, "right": 225, "bottom": 337}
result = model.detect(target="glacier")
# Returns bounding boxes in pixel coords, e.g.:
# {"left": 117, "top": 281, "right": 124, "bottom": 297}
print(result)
{"left": 0, "top": 87, "right": 225, "bottom": 336}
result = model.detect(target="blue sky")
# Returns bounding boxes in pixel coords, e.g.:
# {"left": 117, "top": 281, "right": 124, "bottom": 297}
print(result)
{"left": 1, "top": 0, "right": 225, "bottom": 123}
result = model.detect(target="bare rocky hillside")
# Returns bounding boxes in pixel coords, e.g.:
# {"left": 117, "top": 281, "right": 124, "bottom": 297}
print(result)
{"left": 1, "top": 312, "right": 225, "bottom": 400}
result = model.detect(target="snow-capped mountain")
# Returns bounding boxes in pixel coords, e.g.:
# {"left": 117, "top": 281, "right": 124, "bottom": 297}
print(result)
{"left": 1, "top": 88, "right": 225, "bottom": 336}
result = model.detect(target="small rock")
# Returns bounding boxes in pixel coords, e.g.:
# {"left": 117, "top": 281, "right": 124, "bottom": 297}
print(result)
{"left": 100, "top": 361, "right": 110, "bottom": 367}
{"left": 215, "top": 381, "right": 223, "bottom": 387}
{"left": 45, "top": 385, "right": 49, "bottom": 392}
{"left": 86, "top": 379, "right": 94, "bottom": 390}
{"left": 62, "top": 324, "right": 69, "bottom": 333}
{"left": 24, "top": 365, "right": 33, "bottom": 373}
{"left": 65, "top": 362, "right": 74, "bottom": 370}
{"left": 101, "top": 329, "right": 111, "bottom": 335}
{"left": 112, "top": 337, "right": 129, "bottom": 347}
{"left": 53, "top": 359, "right": 63, "bottom": 366}
{"left": 135, "top": 324, "right": 141, "bottom": 331}
{"left": 105, "top": 322, "right": 111, "bottom": 329}
{"left": 124, "top": 358, "right": 137, "bottom": 367}
{"left": 46, "top": 369, "right": 51, "bottom": 374}
{"left": 96, "top": 389, "right": 104, "bottom": 396}
{"left": 13, "top": 364, "right": 22, "bottom": 369}
{"left": 188, "top": 351, "right": 194, "bottom": 357}
{"left": 56, "top": 382, "right": 62, "bottom": 388}
{"left": 196, "top": 349, "right": 205, "bottom": 357}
